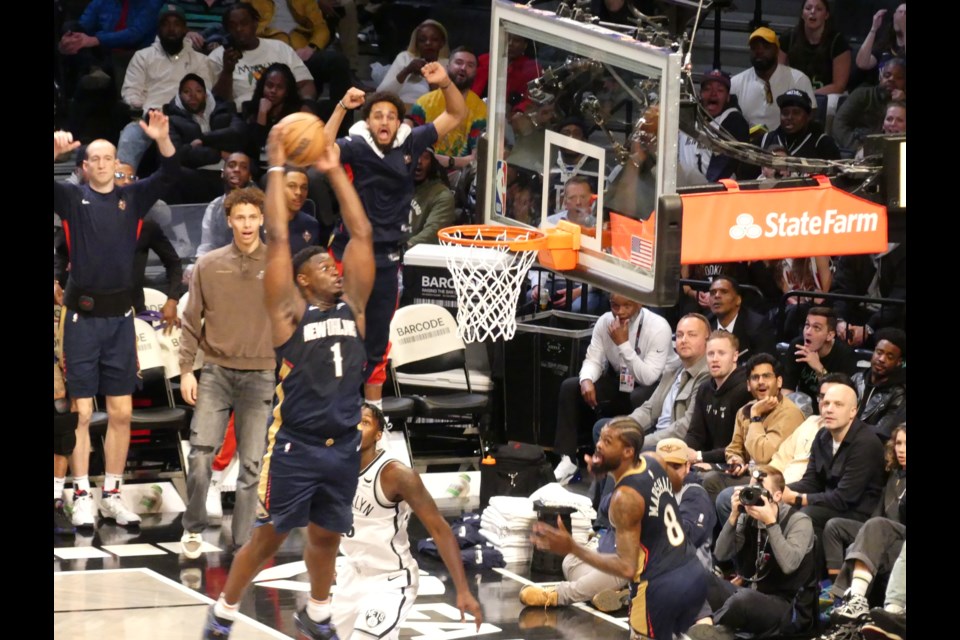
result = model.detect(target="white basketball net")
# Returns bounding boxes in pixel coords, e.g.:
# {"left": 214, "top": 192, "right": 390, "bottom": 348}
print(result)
{"left": 439, "top": 228, "right": 541, "bottom": 343}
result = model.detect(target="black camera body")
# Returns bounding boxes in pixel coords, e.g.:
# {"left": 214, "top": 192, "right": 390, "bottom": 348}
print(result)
{"left": 739, "top": 485, "right": 772, "bottom": 509}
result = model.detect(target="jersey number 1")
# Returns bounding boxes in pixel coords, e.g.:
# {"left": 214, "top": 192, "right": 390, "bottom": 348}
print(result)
{"left": 330, "top": 343, "right": 343, "bottom": 378}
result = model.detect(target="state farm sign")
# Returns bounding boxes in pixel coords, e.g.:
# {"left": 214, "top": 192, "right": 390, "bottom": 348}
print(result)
{"left": 680, "top": 176, "right": 888, "bottom": 264}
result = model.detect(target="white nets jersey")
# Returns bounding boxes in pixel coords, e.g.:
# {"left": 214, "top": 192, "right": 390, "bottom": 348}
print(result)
{"left": 341, "top": 450, "right": 416, "bottom": 574}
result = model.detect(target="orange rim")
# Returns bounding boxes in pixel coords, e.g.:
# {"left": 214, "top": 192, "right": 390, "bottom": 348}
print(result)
{"left": 438, "top": 225, "right": 547, "bottom": 252}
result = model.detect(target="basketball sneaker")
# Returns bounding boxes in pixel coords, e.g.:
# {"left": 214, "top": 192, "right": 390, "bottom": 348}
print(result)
{"left": 70, "top": 489, "right": 96, "bottom": 529}
{"left": 591, "top": 587, "right": 630, "bottom": 612}
{"left": 554, "top": 455, "right": 579, "bottom": 486}
{"left": 293, "top": 609, "right": 340, "bottom": 640}
{"left": 55, "top": 499, "right": 76, "bottom": 536}
{"left": 181, "top": 531, "right": 204, "bottom": 560}
{"left": 202, "top": 605, "right": 234, "bottom": 639}
{"left": 99, "top": 489, "right": 141, "bottom": 526}
{"left": 686, "top": 624, "right": 736, "bottom": 640}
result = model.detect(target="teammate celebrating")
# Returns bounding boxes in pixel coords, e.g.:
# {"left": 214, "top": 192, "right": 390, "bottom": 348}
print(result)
{"left": 532, "top": 417, "right": 707, "bottom": 640}
{"left": 201, "top": 125, "right": 374, "bottom": 640}
{"left": 333, "top": 403, "right": 483, "bottom": 638}
{"left": 322, "top": 62, "right": 466, "bottom": 413}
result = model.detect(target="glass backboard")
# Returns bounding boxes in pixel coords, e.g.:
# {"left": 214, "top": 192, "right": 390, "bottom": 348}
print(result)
{"left": 483, "top": 0, "right": 684, "bottom": 306}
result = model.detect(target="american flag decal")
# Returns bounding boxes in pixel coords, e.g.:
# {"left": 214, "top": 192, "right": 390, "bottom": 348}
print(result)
{"left": 630, "top": 235, "right": 654, "bottom": 269}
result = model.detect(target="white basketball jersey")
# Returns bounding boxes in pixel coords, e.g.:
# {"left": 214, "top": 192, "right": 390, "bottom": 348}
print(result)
{"left": 340, "top": 450, "right": 416, "bottom": 574}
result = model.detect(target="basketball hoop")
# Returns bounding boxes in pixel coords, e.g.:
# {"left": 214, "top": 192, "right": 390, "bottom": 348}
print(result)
{"left": 438, "top": 225, "right": 547, "bottom": 343}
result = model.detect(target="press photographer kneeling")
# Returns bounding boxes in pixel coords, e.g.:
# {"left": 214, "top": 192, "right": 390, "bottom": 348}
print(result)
{"left": 688, "top": 466, "right": 818, "bottom": 640}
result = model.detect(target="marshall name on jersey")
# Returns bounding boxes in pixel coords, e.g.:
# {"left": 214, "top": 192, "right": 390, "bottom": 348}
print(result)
{"left": 273, "top": 302, "right": 366, "bottom": 442}
{"left": 341, "top": 450, "right": 416, "bottom": 575}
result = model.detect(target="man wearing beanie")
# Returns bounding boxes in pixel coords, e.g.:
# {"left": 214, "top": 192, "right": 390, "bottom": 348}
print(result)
{"left": 760, "top": 88, "right": 840, "bottom": 160}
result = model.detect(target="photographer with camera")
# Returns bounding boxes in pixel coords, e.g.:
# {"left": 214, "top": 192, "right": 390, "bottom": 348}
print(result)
{"left": 687, "top": 466, "right": 817, "bottom": 640}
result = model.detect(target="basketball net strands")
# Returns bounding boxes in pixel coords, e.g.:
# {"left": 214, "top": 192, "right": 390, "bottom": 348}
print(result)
{"left": 438, "top": 222, "right": 580, "bottom": 343}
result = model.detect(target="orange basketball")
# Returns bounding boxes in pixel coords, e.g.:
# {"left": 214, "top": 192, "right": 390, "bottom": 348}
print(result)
{"left": 278, "top": 112, "right": 328, "bottom": 167}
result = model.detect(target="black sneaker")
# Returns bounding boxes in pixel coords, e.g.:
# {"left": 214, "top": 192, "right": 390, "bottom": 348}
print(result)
{"left": 861, "top": 608, "right": 906, "bottom": 640}
{"left": 54, "top": 499, "right": 76, "bottom": 536}
{"left": 202, "top": 605, "right": 234, "bottom": 639}
{"left": 686, "top": 624, "right": 736, "bottom": 640}
{"left": 293, "top": 609, "right": 339, "bottom": 640}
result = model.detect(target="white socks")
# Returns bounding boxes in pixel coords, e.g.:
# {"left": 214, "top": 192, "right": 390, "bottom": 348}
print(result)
{"left": 850, "top": 568, "right": 873, "bottom": 597}
{"left": 214, "top": 595, "right": 239, "bottom": 621}
{"left": 55, "top": 477, "right": 66, "bottom": 501}
{"left": 104, "top": 473, "right": 123, "bottom": 492}
{"left": 306, "top": 597, "right": 331, "bottom": 623}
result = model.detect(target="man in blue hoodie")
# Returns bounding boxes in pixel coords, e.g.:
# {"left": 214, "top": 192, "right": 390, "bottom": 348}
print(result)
{"left": 320, "top": 65, "right": 465, "bottom": 412}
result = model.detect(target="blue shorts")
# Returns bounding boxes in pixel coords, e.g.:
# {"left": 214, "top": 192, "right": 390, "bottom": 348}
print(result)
{"left": 629, "top": 559, "right": 707, "bottom": 639}
{"left": 61, "top": 310, "right": 138, "bottom": 398}
{"left": 256, "top": 426, "right": 361, "bottom": 535}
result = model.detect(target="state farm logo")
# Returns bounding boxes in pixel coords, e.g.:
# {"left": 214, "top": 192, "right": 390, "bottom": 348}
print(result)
{"left": 728, "top": 209, "right": 880, "bottom": 240}
{"left": 729, "top": 214, "right": 762, "bottom": 240}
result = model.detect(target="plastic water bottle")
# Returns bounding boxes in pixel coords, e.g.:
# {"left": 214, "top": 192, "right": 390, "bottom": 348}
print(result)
{"left": 140, "top": 484, "right": 164, "bottom": 513}
{"left": 445, "top": 473, "right": 471, "bottom": 499}
{"left": 748, "top": 460, "right": 758, "bottom": 479}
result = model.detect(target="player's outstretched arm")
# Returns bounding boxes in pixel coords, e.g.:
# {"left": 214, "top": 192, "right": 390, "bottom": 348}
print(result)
{"left": 263, "top": 125, "right": 306, "bottom": 346}
{"left": 531, "top": 486, "right": 643, "bottom": 581}
{"left": 423, "top": 62, "right": 466, "bottom": 140}
{"left": 382, "top": 462, "right": 484, "bottom": 631}
{"left": 139, "top": 109, "right": 176, "bottom": 157}
{"left": 325, "top": 87, "right": 366, "bottom": 143}
{"left": 54, "top": 130, "right": 81, "bottom": 162}
{"left": 317, "top": 143, "right": 375, "bottom": 335}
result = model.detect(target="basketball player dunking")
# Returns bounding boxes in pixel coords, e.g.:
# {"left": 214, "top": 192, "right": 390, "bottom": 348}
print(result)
{"left": 202, "top": 126, "right": 375, "bottom": 640}
{"left": 333, "top": 403, "right": 483, "bottom": 638}
{"left": 532, "top": 417, "right": 708, "bottom": 640}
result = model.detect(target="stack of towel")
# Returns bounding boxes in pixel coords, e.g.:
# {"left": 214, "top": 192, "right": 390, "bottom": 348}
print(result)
{"left": 529, "top": 482, "right": 598, "bottom": 545}
{"left": 479, "top": 496, "right": 538, "bottom": 564}
{"left": 478, "top": 484, "right": 600, "bottom": 564}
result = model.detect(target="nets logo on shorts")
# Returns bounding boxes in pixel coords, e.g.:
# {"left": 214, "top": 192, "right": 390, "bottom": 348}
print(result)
{"left": 364, "top": 608, "right": 385, "bottom": 628}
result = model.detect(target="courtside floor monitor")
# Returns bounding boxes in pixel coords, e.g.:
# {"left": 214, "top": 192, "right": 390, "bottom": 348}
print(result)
{"left": 482, "top": 0, "right": 683, "bottom": 306}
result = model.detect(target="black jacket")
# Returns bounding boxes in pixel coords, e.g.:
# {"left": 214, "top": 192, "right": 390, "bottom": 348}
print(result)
{"left": 710, "top": 307, "right": 778, "bottom": 366}
{"left": 164, "top": 97, "right": 245, "bottom": 169}
{"left": 685, "top": 366, "right": 753, "bottom": 463}
{"left": 852, "top": 367, "right": 906, "bottom": 441}
{"left": 761, "top": 119, "right": 841, "bottom": 161}
{"left": 789, "top": 419, "right": 885, "bottom": 519}
{"left": 832, "top": 243, "right": 906, "bottom": 332}
{"left": 781, "top": 336, "right": 858, "bottom": 407}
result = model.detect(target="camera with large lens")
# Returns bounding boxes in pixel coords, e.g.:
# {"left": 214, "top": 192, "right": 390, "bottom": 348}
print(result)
{"left": 739, "top": 485, "right": 773, "bottom": 510}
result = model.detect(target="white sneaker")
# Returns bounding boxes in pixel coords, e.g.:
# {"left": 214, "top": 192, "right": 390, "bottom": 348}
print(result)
{"left": 70, "top": 490, "right": 96, "bottom": 529}
{"left": 181, "top": 531, "right": 204, "bottom": 559}
{"left": 99, "top": 490, "right": 141, "bottom": 526}
{"left": 206, "top": 482, "right": 223, "bottom": 525}
{"left": 554, "top": 455, "right": 579, "bottom": 485}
